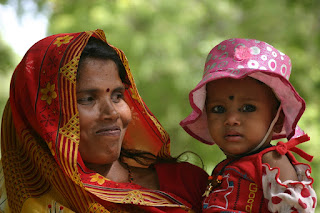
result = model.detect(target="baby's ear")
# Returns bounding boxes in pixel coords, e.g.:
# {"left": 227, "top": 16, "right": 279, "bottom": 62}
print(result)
{"left": 273, "top": 110, "right": 285, "bottom": 133}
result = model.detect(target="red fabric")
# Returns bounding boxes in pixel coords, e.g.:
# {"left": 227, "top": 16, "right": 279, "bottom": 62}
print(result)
{"left": 1, "top": 29, "right": 204, "bottom": 212}
{"left": 203, "top": 157, "right": 266, "bottom": 213}
{"left": 156, "top": 162, "right": 209, "bottom": 213}
{"left": 202, "top": 136, "right": 313, "bottom": 213}
{"left": 88, "top": 162, "right": 208, "bottom": 212}
{"left": 275, "top": 135, "right": 313, "bottom": 162}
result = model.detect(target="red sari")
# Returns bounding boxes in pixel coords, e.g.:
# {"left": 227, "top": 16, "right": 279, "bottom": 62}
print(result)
{"left": 1, "top": 29, "right": 208, "bottom": 212}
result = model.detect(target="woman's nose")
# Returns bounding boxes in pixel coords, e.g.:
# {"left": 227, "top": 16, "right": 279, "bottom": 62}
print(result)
{"left": 224, "top": 111, "right": 240, "bottom": 126}
{"left": 100, "top": 99, "right": 120, "bottom": 120}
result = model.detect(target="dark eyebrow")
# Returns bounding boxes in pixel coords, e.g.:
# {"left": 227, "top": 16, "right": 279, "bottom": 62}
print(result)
{"left": 116, "top": 84, "right": 125, "bottom": 90}
{"left": 76, "top": 89, "right": 98, "bottom": 94}
{"left": 113, "top": 86, "right": 126, "bottom": 93}
{"left": 76, "top": 86, "right": 125, "bottom": 94}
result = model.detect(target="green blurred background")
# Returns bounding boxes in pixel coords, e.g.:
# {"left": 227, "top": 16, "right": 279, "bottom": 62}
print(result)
{"left": 0, "top": 0, "right": 319, "bottom": 210}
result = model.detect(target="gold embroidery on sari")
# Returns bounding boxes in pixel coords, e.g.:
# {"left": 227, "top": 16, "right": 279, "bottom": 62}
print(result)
{"left": 129, "top": 88, "right": 139, "bottom": 100}
{"left": 47, "top": 141, "right": 55, "bottom": 156}
{"left": 92, "top": 29, "right": 107, "bottom": 43}
{"left": 59, "top": 113, "right": 80, "bottom": 144}
{"left": 90, "top": 174, "right": 109, "bottom": 185}
{"left": 54, "top": 35, "right": 74, "bottom": 47}
{"left": 40, "top": 82, "right": 58, "bottom": 105}
{"left": 122, "top": 190, "right": 146, "bottom": 205}
{"left": 88, "top": 203, "right": 111, "bottom": 213}
{"left": 60, "top": 56, "right": 80, "bottom": 85}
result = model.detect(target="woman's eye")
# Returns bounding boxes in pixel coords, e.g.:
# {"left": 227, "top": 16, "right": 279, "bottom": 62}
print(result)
{"left": 77, "top": 97, "right": 94, "bottom": 105}
{"left": 112, "top": 92, "right": 124, "bottom": 103}
{"left": 240, "top": 104, "right": 256, "bottom": 112}
{"left": 210, "top": 105, "right": 225, "bottom": 113}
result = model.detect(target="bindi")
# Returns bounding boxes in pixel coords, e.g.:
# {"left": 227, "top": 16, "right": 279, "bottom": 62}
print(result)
{"left": 106, "top": 88, "right": 110, "bottom": 92}
{"left": 229, "top": 95, "right": 234, "bottom": 100}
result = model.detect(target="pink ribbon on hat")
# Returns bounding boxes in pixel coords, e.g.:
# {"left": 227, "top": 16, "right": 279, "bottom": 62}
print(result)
{"left": 275, "top": 134, "right": 313, "bottom": 162}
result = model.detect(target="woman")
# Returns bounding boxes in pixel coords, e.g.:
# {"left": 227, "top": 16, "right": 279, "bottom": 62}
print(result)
{"left": 0, "top": 29, "right": 208, "bottom": 212}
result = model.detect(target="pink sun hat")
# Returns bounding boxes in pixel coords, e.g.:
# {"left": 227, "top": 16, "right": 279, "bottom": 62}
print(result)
{"left": 180, "top": 38, "right": 305, "bottom": 145}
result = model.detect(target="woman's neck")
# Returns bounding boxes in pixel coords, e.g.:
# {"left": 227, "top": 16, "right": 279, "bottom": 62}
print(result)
{"left": 85, "top": 160, "right": 129, "bottom": 183}
{"left": 84, "top": 160, "right": 160, "bottom": 189}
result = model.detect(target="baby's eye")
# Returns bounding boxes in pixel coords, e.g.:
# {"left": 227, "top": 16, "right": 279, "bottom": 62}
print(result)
{"left": 210, "top": 105, "right": 226, "bottom": 113}
{"left": 240, "top": 104, "right": 256, "bottom": 112}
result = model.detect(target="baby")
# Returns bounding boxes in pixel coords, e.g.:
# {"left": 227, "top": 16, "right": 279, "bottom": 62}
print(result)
{"left": 180, "top": 38, "right": 317, "bottom": 212}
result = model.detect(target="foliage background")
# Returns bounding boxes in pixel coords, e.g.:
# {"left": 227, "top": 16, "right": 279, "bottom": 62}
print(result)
{"left": 0, "top": 0, "right": 319, "bottom": 210}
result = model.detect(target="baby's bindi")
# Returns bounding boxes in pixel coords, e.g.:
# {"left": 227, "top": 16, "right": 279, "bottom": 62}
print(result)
{"left": 229, "top": 95, "right": 234, "bottom": 100}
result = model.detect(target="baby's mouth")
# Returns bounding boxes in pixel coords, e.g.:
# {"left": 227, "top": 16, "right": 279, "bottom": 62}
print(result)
{"left": 224, "top": 131, "right": 242, "bottom": 141}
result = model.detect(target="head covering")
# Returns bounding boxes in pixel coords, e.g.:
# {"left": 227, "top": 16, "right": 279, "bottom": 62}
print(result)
{"left": 180, "top": 38, "right": 305, "bottom": 145}
{"left": 1, "top": 29, "right": 186, "bottom": 212}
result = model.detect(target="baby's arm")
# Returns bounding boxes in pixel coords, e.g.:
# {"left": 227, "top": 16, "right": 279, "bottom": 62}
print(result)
{"left": 261, "top": 151, "right": 317, "bottom": 212}
{"left": 262, "top": 150, "right": 298, "bottom": 182}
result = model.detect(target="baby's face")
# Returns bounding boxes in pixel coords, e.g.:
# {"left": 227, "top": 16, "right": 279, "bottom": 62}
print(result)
{"left": 206, "top": 77, "right": 278, "bottom": 157}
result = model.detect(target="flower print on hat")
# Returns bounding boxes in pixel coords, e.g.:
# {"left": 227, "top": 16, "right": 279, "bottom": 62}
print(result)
{"left": 180, "top": 38, "right": 305, "bottom": 145}
{"left": 234, "top": 46, "right": 253, "bottom": 61}
{"left": 203, "top": 39, "right": 291, "bottom": 80}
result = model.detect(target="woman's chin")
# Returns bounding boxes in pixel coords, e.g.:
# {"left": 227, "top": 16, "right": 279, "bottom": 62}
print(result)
{"left": 100, "top": 154, "right": 121, "bottom": 165}
{"left": 84, "top": 153, "right": 121, "bottom": 167}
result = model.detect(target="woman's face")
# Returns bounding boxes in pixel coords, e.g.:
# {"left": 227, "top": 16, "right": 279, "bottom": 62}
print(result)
{"left": 206, "top": 77, "right": 278, "bottom": 157}
{"left": 76, "top": 58, "right": 131, "bottom": 167}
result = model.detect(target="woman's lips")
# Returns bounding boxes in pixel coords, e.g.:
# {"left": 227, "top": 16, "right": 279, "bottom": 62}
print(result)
{"left": 96, "top": 126, "right": 121, "bottom": 136}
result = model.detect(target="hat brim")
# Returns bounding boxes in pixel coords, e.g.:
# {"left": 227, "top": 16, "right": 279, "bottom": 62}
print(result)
{"left": 180, "top": 69, "right": 305, "bottom": 145}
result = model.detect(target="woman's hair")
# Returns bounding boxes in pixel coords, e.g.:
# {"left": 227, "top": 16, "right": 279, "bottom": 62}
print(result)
{"left": 120, "top": 148, "right": 204, "bottom": 169}
{"left": 120, "top": 148, "right": 157, "bottom": 166}
{"left": 77, "top": 37, "right": 130, "bottom": 85}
